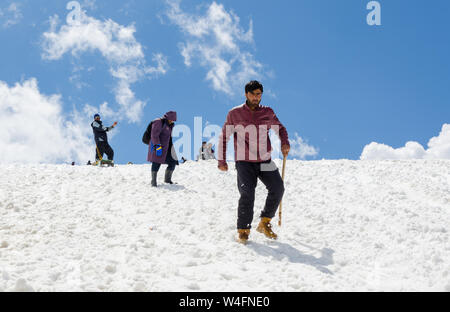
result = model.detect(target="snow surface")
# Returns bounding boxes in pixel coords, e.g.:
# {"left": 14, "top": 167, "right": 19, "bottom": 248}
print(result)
{"left": 0, "top": 160, "right": 449, "bottom": 292}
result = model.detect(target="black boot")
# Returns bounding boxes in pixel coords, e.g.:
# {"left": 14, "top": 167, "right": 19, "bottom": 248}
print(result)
{"left": 164, "top": 169, "right": 175, "bottom": 184}
{"left": 151, "top": 171, "right": 158, "bottom": 187}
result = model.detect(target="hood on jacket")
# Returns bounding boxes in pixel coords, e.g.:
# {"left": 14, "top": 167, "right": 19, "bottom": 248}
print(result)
{"left": 164, "top": 111, "right": 177, "bottom": 122}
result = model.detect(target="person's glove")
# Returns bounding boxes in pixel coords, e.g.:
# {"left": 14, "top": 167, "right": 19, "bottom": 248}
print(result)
{"left": 154, "top": 144, "right": 163, "bottom": 157}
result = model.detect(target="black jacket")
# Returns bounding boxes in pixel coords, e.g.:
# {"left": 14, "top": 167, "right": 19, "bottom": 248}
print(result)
{"left": 91, "top": 120, "right": 113, "bottom": 143}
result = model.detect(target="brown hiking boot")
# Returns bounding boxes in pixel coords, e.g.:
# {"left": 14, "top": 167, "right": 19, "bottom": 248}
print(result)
{"left": 256, "top": 217, "right": 278, "bottom": 240}
{"left": 237, "top": 229, "right": 250, "bottom": 244}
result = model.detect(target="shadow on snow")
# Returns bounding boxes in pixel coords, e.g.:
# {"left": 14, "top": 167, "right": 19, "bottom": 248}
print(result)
{"left": 247, "top": 241, "right": 335, "bottom": 275}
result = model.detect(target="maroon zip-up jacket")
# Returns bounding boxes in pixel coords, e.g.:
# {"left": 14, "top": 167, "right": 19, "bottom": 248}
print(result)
{"left": 218, "top": 102, "right": 289, "bottom": 166}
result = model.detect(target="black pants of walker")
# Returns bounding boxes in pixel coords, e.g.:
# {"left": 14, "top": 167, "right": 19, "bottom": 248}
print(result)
{"left": 95, "top": 141, "right": 114, "bottom": 161}
{"left": 236, "top": 161, "right": 285, "bottom": 230}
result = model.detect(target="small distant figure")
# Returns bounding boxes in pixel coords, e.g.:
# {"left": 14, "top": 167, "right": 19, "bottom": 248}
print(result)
{"left": 91, "top": 114, "right": 117, "bottom": 166}
{"left": 87, "top": 160, "right": 92, "bottom": 165}
{"left": 206, "top": 143, "right": 216, "bottom": 160}
{"left": 198, "top": 141, "right": 216, "bottom": 160}
{"left": 71, "top": 162, "right": 75, "bottom": 166}
{"left": 181, "top": 157, "right": 187, "bottom": 164}
{"left": 127, "top": 162, "right": 133, "bottom": 165}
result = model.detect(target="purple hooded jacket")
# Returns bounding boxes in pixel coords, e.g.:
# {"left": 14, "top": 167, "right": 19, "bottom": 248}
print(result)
{"left": 147, "top": 111, "right": 178, "bottom": 164}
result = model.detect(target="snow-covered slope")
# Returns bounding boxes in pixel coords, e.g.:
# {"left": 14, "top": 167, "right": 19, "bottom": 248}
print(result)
{"left": 0, "top": 160, "right": 449, "bottom": 292}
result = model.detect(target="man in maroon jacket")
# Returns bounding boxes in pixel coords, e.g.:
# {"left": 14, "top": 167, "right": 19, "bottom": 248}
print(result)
{"left": 218, "top": 81, "right": 290, "bottom": 244}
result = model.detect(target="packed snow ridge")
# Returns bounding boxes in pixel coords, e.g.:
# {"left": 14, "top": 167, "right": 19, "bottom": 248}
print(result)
{"left": 0, "top": 159, "right": 449, "bottom": 292}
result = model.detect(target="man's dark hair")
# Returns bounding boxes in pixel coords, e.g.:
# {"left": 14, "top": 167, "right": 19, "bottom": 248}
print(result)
{"left": 245, "top": 80, "right": 263, "bottom": 94}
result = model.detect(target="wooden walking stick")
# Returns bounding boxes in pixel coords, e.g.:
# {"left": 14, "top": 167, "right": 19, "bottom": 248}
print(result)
{"left": 278, "top": 155, "right": 287, "bottom": 226}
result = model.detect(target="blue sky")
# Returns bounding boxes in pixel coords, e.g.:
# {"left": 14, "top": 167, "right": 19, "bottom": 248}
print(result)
{"left": 0, "top": 0, "right": 449, "bottom": 164}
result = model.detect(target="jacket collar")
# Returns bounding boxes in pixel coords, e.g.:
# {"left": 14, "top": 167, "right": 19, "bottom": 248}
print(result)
{"left": 244, "top": 101, "right": 261, "bottom": 111}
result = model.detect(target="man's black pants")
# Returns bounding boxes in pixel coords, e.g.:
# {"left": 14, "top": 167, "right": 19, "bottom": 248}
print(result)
{"left": 96, "top": 141, "right": 114, "bottom": 161}
{"left": 236, "top": 161, "right": 285, "bottom": 230}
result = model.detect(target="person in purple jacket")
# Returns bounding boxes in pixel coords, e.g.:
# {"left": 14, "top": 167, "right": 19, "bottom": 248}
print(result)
{"left": 147, "top": 111, "right": 179, "bottom": 187}
{"left": 218, "top": 81, "right": 290, "bottom": 244}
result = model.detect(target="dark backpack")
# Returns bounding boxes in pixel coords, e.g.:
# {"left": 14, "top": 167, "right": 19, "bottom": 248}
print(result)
{"left": 142, "top": 119, "right": 166, "bottom": 145}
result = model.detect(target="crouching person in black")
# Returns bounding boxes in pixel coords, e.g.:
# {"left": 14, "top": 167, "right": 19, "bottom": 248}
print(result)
{"left": 91, "top": 114, "right": 117, "bottom": 164}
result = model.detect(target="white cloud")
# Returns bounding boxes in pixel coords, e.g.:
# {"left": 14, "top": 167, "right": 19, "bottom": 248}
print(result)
{"left": 360, "top": 124, "right": 450, "bottom": 160}
{"left": 81, "top": 0, "right": 97, "bottom": 11}
{"left": 83, "top": 101, "right": 116, "bottom": 120}
{"left": 0, "top": 78, "right": 92, "bottom": 164}
{"left": 166, "top": 1, "right": 263, "bottom": 95}
{"left": 425, "top": 124, "right": 450, "bottom": 159}
{"left": 69, "top": 62, "right": 95, "bottom": 90}
{"left": 271, "top": 132, "right": 319, "bottom": 160}
{"left": 289, "top": 133, "right": 320, "bottom": 160}
{"left": 0, "top": 2, "right": 23, "bottom": 28}
{"left": 41, "top": 10, "right": 168, "bottom": 123}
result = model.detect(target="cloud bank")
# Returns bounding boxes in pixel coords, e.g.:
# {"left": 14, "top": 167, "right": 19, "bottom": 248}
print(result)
{"left": 0, "top": 78, "right": 92, "bottom": 164}
{"left": 360, "top": 124, "right": 450, "bottom": 160}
